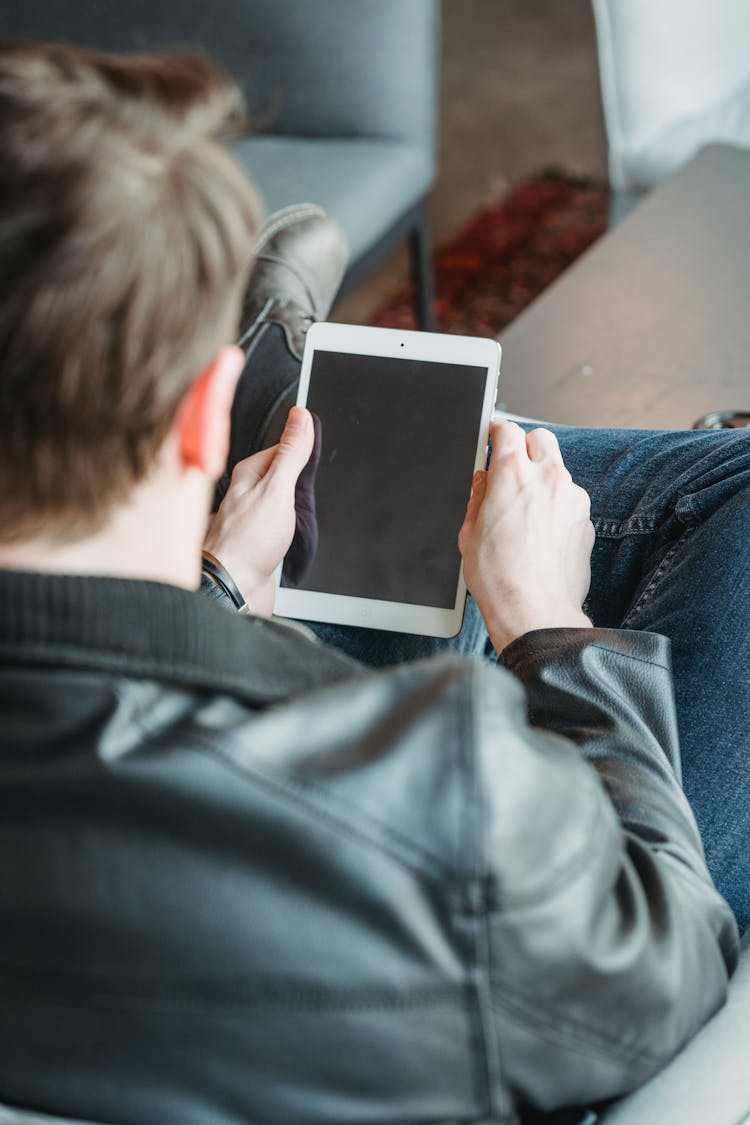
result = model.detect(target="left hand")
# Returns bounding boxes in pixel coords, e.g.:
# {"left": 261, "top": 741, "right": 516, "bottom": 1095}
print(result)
{"left": 458, "top": 421, "right": 594, "bottom": 652}
{"left": 204, "top": 407, "right": 314, "bottom": 614}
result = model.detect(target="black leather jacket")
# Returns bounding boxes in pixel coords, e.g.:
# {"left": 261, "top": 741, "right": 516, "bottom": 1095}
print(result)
{"left": 0, "top": 571, "right": 738, "bottom": 1124}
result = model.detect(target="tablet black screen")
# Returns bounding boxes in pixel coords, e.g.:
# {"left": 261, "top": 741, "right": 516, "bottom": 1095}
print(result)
{"left": 284, "top": 350, "right": 489, "bottom": 609}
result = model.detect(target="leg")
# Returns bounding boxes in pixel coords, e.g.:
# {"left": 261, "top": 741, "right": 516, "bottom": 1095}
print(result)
{"left": 213, "top": 321, "right": 301, "bottom": 509}
{"left": 551, "top": 424, "right": 750, "bottom": 931}
{"left": 410, "top": 202, "right": 437, "bottom": 332}
{"left": 306, "top": 594, "right": 490, "bottom": 668}
{"left": 214, "top": 203, "right": 349, "bottom": 508}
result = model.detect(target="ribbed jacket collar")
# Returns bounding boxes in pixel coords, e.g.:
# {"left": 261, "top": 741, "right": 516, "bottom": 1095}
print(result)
{"left": 0, "top": 570, "right": 359, "bottom": 706}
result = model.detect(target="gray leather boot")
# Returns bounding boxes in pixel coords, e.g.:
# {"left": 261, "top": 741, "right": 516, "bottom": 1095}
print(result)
{"left": 238, "top": 202, "right": 349, "bottom": 362}
{"left": 692, "top": 410, "right": 750, "bottom": 429}
{"left": 215, "top": 204, "right": 348, "bottom": 507}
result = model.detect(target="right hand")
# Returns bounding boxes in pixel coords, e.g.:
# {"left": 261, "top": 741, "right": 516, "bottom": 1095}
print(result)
{"left": 203, "top": 407, "right": 314, "bottom": 615}
{"left": 458, "top": 420, "right": 594, "bottom": 653}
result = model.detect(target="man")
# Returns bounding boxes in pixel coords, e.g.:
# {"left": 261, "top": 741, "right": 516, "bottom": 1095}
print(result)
{"left": 0, "top": 39, "right": 743, "bottom": 1125}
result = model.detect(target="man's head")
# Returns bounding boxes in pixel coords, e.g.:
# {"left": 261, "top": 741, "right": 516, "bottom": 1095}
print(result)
{"left": 0, "top": 39, "right": 260, "bottom": 544}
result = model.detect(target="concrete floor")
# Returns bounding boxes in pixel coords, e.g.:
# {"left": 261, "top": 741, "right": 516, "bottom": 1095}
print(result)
{"left": 335, "top": 0, "right": 608, "bottom": 324}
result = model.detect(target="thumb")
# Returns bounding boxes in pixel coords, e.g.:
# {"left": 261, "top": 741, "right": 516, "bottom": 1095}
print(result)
{"left": 270, "top": 407, "right": 314, "bottom": 489}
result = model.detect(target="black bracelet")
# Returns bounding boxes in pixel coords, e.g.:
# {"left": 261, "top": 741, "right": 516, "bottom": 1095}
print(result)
{"left": 201, "top": 552, "right": 247, "bottom": 611}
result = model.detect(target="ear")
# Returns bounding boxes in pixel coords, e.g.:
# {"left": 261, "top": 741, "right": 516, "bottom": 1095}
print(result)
{"left": 177, "top": 345, "right": 244, "bottom": 479}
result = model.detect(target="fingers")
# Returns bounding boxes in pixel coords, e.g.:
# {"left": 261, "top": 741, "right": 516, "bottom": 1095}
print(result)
{"left": 489, "top": 422, "right": 572, "bottom": 496}
{"left": 229, "top": 446, "right": 276, "bottom": 493}
{"left": 272, "top": 407, "right": 314, "bottom": 488}
{"left": 463, "top": 470, "right": 487, "bottom": 526}
{"left": 574, "top": 483, "right": 593, "bottom": 518}
{"left": 488, "top": 419, "right": 526, "bottom": 464}
{"left": 485, "top": 420, "right": 524, "bottom": 488}
{"left": 458, "top": 470, "right": 486, "bottom": 555}
{"left": 227, "top": 408, "right": 313, "bottom": 494}
{"left": 489, "top": 421, "right": 566, "bottom": 468}
{"left": 525, "top": 427, "right": 565, "bottom": 467}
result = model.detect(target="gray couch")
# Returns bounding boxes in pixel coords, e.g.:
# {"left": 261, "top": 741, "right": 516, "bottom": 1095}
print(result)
{"left": 0, "top": 0, "right": 439, "bottom": 325}
{"left": 598, "top": 930, "right": 750, "bottom": 1124}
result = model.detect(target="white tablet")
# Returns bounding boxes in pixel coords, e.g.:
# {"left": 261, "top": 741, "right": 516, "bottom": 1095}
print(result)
{"left": 274, "top": 323, "right": 501, "bottom": 637}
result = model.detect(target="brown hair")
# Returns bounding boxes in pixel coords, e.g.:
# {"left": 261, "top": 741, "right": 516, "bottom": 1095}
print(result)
{"left": 0, "top": 39, "right": 261, "bottom": 542}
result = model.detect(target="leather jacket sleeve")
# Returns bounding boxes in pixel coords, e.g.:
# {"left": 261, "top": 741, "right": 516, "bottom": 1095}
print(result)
{"left": 478, "top": 626, "right": 740, "bottom": 1112}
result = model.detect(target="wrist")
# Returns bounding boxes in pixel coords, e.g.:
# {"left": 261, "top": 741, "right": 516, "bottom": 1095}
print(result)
{"left": 201, "top": 527, "right": 271, "bottom": 605}
{"left": 201, "top": 551, "right": 247, "bottom": 611}
{"left": 201, "top": 551, "right": 277, "bottom": 617}
{"left": 486, "top": 607, "right": 592, "bottom": 654}
{"left": 248, "top": 574, "right": 276, "bottom": 617}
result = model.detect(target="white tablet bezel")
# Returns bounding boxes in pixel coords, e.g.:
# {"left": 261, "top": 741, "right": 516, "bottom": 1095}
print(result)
{"left": 273, "top": 322, "right": 502, "bottom": 638}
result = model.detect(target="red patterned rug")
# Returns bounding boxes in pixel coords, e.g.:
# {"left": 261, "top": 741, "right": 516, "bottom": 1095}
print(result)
{"left": 371, "top": 172, "right": 610, "bottom": 335}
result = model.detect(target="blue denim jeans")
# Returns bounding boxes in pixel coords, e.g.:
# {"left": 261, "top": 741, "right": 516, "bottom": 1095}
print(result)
{"left": 229, "top": 321, "right": 750, "bottom": 932}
